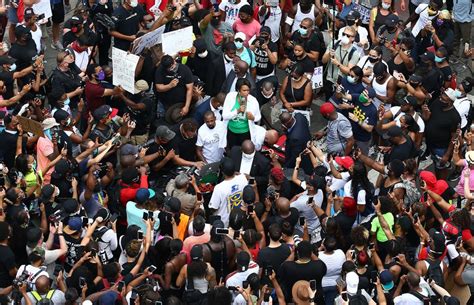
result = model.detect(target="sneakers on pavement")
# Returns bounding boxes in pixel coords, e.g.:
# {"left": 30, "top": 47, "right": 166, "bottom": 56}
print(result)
{"left": 50, "top": 41, "right": 64, "bottom": 50}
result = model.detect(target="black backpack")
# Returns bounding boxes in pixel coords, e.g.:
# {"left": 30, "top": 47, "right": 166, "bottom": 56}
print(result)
{"left": 409, "top": 289, "right": 439, "bottom": 305}
{"left": 426, "top": 259, "right": 445, "bottom": 287}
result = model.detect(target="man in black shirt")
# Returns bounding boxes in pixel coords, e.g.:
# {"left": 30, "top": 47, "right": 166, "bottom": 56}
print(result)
{"left": 155, "top": 55, "right": 194, "bottom": 116}
{"left": 123, "top": 80, "right": 154, "bottom": 145}
{"left": 9, "top": 25, "right": 38, "bottom": 71}
{"left": 422, "top": 88, "right": 461, "bottom": 179}
{"left": 419, "top": 51, "right": 444, "bottom": 100}
{"left": 50, "top": 51, "right": 84, "bottom": 107}
{"left": 251, "top": 26, "right": 278, "bottom": 83}
{"left": 0, "top": 53, "right": 42, "bottom": 100}
{"left": 0, "top": 115, "right": 28, "bottom": 168}
{"left": 110, "top": 0, "right": 145, "bottom": 51}
{"left": 289, "top": 18, "right": 325, "bottom": 64}
{"left": 385, "top": 126, "right": 417, "bottom": 164}
{"left": 187, "top": 38, "right": 215, "bottom": 95}
{"left": 171, "top": 118, "right": 205, "bottom": 169}
{"left": 0, "top": 221, "right": 16, "bottom": 300}
{"left": 146, "top": 125, "right": 178, "bottom": 188}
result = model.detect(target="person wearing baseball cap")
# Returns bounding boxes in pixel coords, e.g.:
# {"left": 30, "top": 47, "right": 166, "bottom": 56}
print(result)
{"left": 347, "top": 87, "right": 377, "bottom": 155}
{"left": 317, "top": 102, "right": 354, "bottom": 156}
{"left": 452, "top": 77, "right": 473, "bottom": 130}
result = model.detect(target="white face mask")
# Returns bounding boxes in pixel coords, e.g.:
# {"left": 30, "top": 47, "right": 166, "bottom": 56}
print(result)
{"left": 197, "top": 51, "right": 208, "bottom": 58}
{"left": 381, "top": 2, "right": 391, "bottom": 9}
{"left": 243, "top": 151, "right": 255, "bottom": 160}
{"left": 340, "top": 35, "right": 350, "bottom": 45}
{"left": 262, "top": 91, "right": 273, "bottom": 99}
{"left": 129, "top": 0, "right": 138, "bottom": 7}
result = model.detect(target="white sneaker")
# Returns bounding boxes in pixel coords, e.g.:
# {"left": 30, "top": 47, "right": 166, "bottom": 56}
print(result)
{"left": 50, "top": 41, "right": 64, "bottom": 50}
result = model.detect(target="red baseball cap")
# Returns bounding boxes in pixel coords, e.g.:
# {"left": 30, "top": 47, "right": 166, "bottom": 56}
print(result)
{"left": 343, "top": 197, "right": 357, "bottom": 217}
{"left": 320, "top": 102, "right": 335, "bottom": 117}
{"left": 335, "top": 156, "right": 354, "bottom": 170}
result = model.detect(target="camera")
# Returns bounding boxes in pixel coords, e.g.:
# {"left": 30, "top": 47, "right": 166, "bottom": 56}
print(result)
{"left": 256, "top": 36, "right": 265, "bottom": 46}
{"left": 13, "top": 271, "right": 29, "bottom": 287}
{"left": 266, "top": 185, "right": 277, "bottom": 200}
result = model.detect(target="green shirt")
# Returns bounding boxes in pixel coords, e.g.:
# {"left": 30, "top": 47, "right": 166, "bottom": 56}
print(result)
{"left": 371, "top": 212, "right": 394, "bottom": 242}
{"left": 227, "top": 95, "right": 249, "bottom": 134}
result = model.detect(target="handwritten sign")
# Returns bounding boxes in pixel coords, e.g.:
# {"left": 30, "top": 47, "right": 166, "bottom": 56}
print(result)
{"left": 311, "top": 66, "right": 323, "bottom": 89}
{"left": 162, "top": 26, "right": 193, "bottom": 56}
{"left": 17, "top": 116, "right": 44, "bottom": 137}
{"left": 353, "top": 3, "right": 371, "bottom": 24}
{"left": 131, "top": 25, "right": 166, "bottom": 55}
{"left": 112, "top": 47, "right": 140, "bottom": 94}
{"left": 33, "top": 0, "right": 53, "bottom": 22}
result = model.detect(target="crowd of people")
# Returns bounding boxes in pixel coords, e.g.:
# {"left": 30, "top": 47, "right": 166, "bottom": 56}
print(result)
{"left": 0, "top": 0, "right": 472, "bottom": 303}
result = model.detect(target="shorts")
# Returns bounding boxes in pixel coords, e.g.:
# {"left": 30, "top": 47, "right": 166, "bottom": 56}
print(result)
{"left": 7, "top": 6, "right": 18, "bottom": 24}
{"left": 51, "top": 2, "right": 65, "bottom": 24}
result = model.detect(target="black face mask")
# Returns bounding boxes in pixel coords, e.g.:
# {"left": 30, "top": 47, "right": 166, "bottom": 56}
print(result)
{"left": 368, "top": 57, "right": 378, "bottom": 63}
{"left": 210, "top": 17, "right": 220, "bottom": 27}
{"left": 347, "top": 19, "right": 356, "bottom": 26}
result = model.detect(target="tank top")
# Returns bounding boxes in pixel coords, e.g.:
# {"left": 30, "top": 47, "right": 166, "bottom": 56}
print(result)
{"left": 292, "top": 4, "right": 315, "bottom": 33}
{"left": 373, "top": 7, "right": 390, "bottom": 34}
{"left": 284, "top": 78, "right": 311, "bottom": 110}
{"left": 186, "top": 277, "right": 209, "bottom": 294}
{"left": 387, "top": 58, "right": 410, "bottom": 79}
{"left": 372, "top": 75, "right": 393, "bottom": 109}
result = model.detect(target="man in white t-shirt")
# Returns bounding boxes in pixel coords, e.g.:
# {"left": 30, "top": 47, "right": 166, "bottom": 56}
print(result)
{"left": 219, "top": 0, "right": 248, "bottom": 26}
{"left": 393, "top": 272, "right": 427, "bottom": 305}
{"left": 16, "top": 247, "right": 49, "bottom": 291}
{"left": 209, "top": 158, "right": 248, "bottom": 226}
{"left": 196, "top": 111, "right": 227, "bottom": 163}
{"left": 407, "top": 0, "right": 441, "bottom": 38}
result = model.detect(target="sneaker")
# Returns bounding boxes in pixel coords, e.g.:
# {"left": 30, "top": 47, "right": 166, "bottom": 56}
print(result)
{"left": 447, "top": 170, "right": 461, "bottom": 182}
{"left": 50, "top": 41, "right": 64, "bottom": 50}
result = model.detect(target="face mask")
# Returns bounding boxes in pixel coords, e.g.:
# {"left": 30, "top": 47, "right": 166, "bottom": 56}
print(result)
{"left": 381, "top": 2, "right": 391, "bottom": 9}
{"left": 368, "top": 56, "right": 378, "bottom": 63}
{"left": 340, "top": 35, "right": 350, "bottom": 45}
{"left": 129, "top": 0, "right": 138, "bottom": 7}
{"left": 347, "top": 19, "right": 355, "bottom": 26}
{"left": 347, "top": 76, "right": 356, "bottom": 84}
{"left": 224, "top": 54, "right": 233, "bottom": 62}
{"left": 234, "top": 41, "right": 243, "bottom": 49}
{"left": 243, "top": 151, "right": 255, "bottom": 159}
{"left": 455, "top": 89, "right": 463, "bottom": 98}
{"left": 197, "top": 51, "right": 208, "bottom": 58}
{"left": 435, "top": 55, "right": 445, "bottom": 63}
{"left": 146, "top": 22, "right": 153, "bottom": 29}
{"left": 359, "top": 94, "right": 369, "bottom": 103}
{"left": 298, "top": 27, "right": 308, "bottom": 36}
{"left": 9, "top": 63, "right": 16, "bottom": 72}
{"left": 436, "top": 19, "right": 444, "bottom": 26}
{"left": 44, "top": 129, "right": 52, "bottom": 140}
{"left": 97, "top": 70, "right": 105, "bottom": 81}
{"left": 262, "top": 91, "right": 273, "bottom": 99}
{"left": 64, "top": 98, "right": 70, "bottom": 106}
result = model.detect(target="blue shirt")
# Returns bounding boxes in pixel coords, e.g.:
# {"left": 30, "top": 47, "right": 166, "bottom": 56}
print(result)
{"left": 126, "top": 201, "right": 160, "bottom": 233}
{"left": 453, "top": 0, "right": 474, "bottom": 23}
{"left": 330, "top": 77, "right": 365, "bottom": 117}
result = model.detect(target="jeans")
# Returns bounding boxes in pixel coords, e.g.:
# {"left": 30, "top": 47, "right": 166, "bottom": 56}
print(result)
{"left": 323, "top": 286, "right": 338, "bottom": 305}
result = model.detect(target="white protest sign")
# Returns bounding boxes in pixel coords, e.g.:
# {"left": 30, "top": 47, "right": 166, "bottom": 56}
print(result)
{"left": 112, "top": 47, "right": 140, "bottom": 94}
{"left": 353, "top": 3, "right": 371, "bottom": 24}
{"left": 131, "top": 25, "right": 166, "bottom": 54}
{"left": 32, "top": 0, "right": 53, "bottom": 22}
{"left": 149, "top": 0, "right": 162, "bottom": 17}
{"left": 311, "top": 66, "right": 323, "bottom": 89}
{"left": 162, "top": 26, "right": 193, "bottom": 56}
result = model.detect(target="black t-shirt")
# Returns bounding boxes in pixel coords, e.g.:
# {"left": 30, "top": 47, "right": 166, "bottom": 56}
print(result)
{"left": 0, "top": 130, "right": 26, "bottom": 168}
{"left": 0, "top": 244, "right": 16, "bottom": 288}
{"left": 0, "top": 70, "right": 15, "bottom": 100}
{"left": 278, "top": 260, "right": 327, "bottom": 302}
{"left": 439, "top": 66, "right": 452, "bottom": 84}
{"left": 257, "top": 244, "right": 291, "bottom": 278}
{"left": 386, "top": 136, "right": 416, "bottom": 164}
{"left": 64, "top": 234, "right": 83, "bottom": 269}
{"left": 291, "top": 31, "right": 325, "bottom": 58}
{"left": 154, "top": 63, "right": 194, "bottom": 109}
{"left": 146, "top": 140, "right": 178, "bottom": 178}
{"left": 425, "top": 99, "right": 461, "bottom": 149}
{"left": 89, "top": 122, "right": 120, "bottom": 144}
{"left": 287, "top": 54, "right": 315, "bottom": 74}
{"left": 186, "top": 52, "right": 216, "bottom": 94}
{"left": 170, "top": 124, "right": 197, "bottom": 162}
{"left": 252, "top": 42, "right": 278, "bottom": 77}
{"left": 127, "top": 95, "right": 154, "bottom": 136}
{"left": 136, "top": 54, "right": 155, "bottom": 87}
{"left": 263, "top": 207, "right": 300, "bottom": 231}
{"left": 51, "top": 66, "right": 83, "bottom": 103}
{"left": 112, "top": 5, "right": 145, "bottom": 51}
{"left": 335, "top": 211, "right": 356, "bottom": 238}
{"left": 421, "top": 68, "right": 443, "bottom": 97}
{"left": 9, "top": 40, "right": 37, "bottom": 71}
{"left": 51, "top": 176, "right": 73, "bottom": 199}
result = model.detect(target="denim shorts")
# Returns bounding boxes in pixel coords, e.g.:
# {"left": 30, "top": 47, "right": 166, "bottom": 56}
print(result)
{"left": 7, "top": 6, "right": 18, "bottom": 24}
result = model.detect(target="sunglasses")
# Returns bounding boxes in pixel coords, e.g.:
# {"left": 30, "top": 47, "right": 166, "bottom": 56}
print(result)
{"left": 235, "top": 38, "right": 243, "bottom": 42}
{"left": 343, "top": 33, "right": 354, "bottom": 38}
{"left": 300, "top": 25, "right": 308, "bottom": 29}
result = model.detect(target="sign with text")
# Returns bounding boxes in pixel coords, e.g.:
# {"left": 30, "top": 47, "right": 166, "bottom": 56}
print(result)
{"left": 131, "top": 25, "right": 165, "bottom": 55}
{"left": 353, "top": 3, "right": 371, "bottom": 24}
{"left": 162, "top": 26, "right": 193, "bottom": 56}
{"left": 112, "top": 47, "right": 140, "bottom": 94}
{"left": 33, "top": 0, "right": 53, "bottom": 23}
{"left": 311, "top": 66, "right": 323, "bottom": 89}
{"left": 17, "top": 116, "right": 44, "bottom": 137}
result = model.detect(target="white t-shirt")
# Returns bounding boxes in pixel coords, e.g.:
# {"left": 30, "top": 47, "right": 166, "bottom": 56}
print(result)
{"left": 318, "top": 250, "right": 346, "bottom": 287}
{"left": 328, "top": 171, "right": 351, "bottom": 192}
{"left": 73, "top": 48, "right": 92, "bottom": 72}
{"left": 239, "top": 152, "right": 254, "bottom": 175}
{"left": 290, "top": 190, "right": 323, "bottom": 233}
{"left": 16, "top": 264, "right": 49, "bottom": 290}
{"left": 196, "top": 121, "right": 227, "bottom": 163}
{"left": 343, "top": 180, "right": 367, "bottom": 205}
{"left": 394, "top": 292, "right": 425, "bottom": 305}
{"left": 26, "top": 243, "right": 62, "bottom": 277}
{"left": 219, "top": 0, "right": 248, "bottom": 26}
{"left": 95, "top": 226, "right": 118, "bottom": 262}
{"left": 454, "top": 97, "right": 471, "bottom": 129}
{"left": 412, "top": 3, "right": 438, "bottom": 37}
{"left": 209, "top": 174, "right": 249, "bottom": 226}
{"left": 389, "top": 106, "right": 425, "bottom": 133}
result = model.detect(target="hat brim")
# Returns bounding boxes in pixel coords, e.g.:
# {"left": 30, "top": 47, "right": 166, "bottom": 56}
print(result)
{"left": 63, "top": 225, "right": 77, "bottom": 235}
{"left": 42, "top": 122, "right": 60, "bottom": 130}
{"left": 291, "top": 281, "right": 311, "bottom": 305}
{"left": 382, "top": 281, "right": 394, "bottom": 291}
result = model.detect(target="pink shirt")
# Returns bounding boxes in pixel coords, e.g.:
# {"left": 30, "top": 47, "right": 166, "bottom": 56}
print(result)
{"left": 232, "top": 19, "right": 261, "bottom": 46}
{"left": 36, "top": 137, "right": 54, "bottom": 184}
{"left": 183, "top": 233, "right": 211, "bottom": 264}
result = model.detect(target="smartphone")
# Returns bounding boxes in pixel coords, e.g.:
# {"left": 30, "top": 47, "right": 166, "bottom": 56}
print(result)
{"left": 309, "top": 279, "right": 316, "bottom": 291}
{"left": 197, "top": 192, "right": 203, "bottom": 201}
{"left": 394, "top": 256, "right": 400, "bottom": 263}
{"left": 148, "top": 265, "right": 157, "bottom": 273}
{"left": 370, "top": 270, "right": 378, "bottom": 284}
{"left": 369, "top": 242, "right": 375, "bottom": 250}
{"left": 109, "top": 213, "right": 118, "bottom": 222}
{"left": 341, "top": 292, "right": 348, "bottom": 302}
{"left": 228, "top": 286, "right": 239, "bottom": 291}
{"left": 117, "top": 281, "right": 125, "bottom": 292}
{"left": 143, "top": 212, "right": 149, "bottom": 221}
{"left": 155, "top": 302, "right": 163, "bottom": 305}
{"left": 148, "top": 211, "right": 154, "bottom": 220}
{"left": 413, "top": 213, "right": 419, "bottom": 223}
{"left": 423, "top": 191, "right": 428, "bottom": 202}
{"left": 249, "top": 177, "right": 255, "bottom": 185}
{"left": 163, "top": 212, "right": 173, "bottom": 223}
{"left": 264, "top": 293, "right": 270, "bottom": 302}
{"left": 242, "top": 280, "right": 249, "bottom": 289}
{"left": 130, "top": 289, "right": 138, "bottom": 302}
{"left": 137, "top": 230, "right": 144, "bottom": 240}
{"left": 216, "top": 228, "right": 229, "bottom": 235}
{"left": 79, "top": 276, "right": 86, "bottom": 288}
{"left": 53, "top": 264, "right": 63, "bottom": 277}
{"left": 247, "top": 204, "right": 254, "bottom": 214}
{"left": 299, "top": 216, "right": 305, "bottom": 226}
{"left": 307, "top": 196, "right": 314, "bottom": 205}
{"left": 82, "top": 217, "right": 89, "bottom": 227}
{"left": 336, "top": 75, "right": 343, "bottom": 84}
{"left": 234, "top": 230, "right": 240, "bottom": 239}
{"left": 264, "top": 266, "right": 273, "bottom": 277}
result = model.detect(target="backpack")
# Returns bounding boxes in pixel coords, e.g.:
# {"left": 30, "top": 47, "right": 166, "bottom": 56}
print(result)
{"left": 409, "top": 289, "right": 439, "bottom": 305}
{"left": 426, "top": 259, "right": 445, "bottom": 287}
{"left": 31, "top": 289, "right": 55, "bottom": 305}
{"left": 333, "top": 40, "right": 357, "bottom": 64}
{"left": 92, "top": 226, "right": 108, "bottom": 243}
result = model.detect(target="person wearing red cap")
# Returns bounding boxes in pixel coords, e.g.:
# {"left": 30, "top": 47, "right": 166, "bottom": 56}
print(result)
{"left": 315, "top": 102, "right": 354, "bottom": 156}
